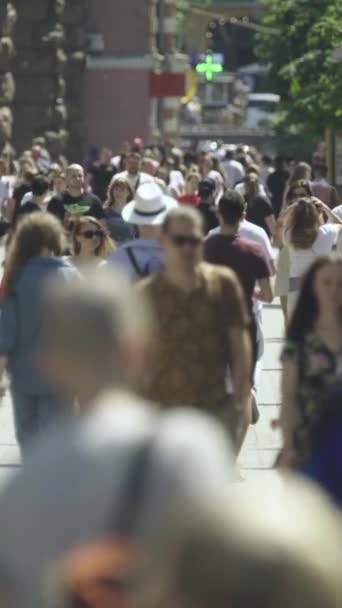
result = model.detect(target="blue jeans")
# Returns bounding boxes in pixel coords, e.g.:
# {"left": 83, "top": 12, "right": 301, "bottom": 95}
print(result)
{"left": 11, "top": 388, "right": 67, "bottom": 455}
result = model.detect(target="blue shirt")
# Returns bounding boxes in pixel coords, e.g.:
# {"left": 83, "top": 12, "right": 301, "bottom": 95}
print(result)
{"left": 0, "top": 256, "right": 80, "bottom": 394}
{"left": 108, "top": 239, "right": 165, "bottom": 279}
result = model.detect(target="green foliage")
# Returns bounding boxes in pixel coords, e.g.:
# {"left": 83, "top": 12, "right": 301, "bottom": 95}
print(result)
{"left": 256, "top": 0, "right": 342, "bottom": 136}
{"left": 176, "top": 0, "right": 210, "bottom": 29}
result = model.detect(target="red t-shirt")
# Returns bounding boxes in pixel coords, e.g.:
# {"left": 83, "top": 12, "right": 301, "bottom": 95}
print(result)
{"left": 204, "top": 234, "right": 271, "bottom": 314}
{"left": 178, "top": 193, "right": 200, "bottom": 207}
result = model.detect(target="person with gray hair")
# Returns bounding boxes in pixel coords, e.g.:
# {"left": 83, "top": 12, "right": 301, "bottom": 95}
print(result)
{"left": 40, "top": 268, "right": 152, "bottom": 408}
{"left": 0, "top": 269, "right": 234, "bottom": 608}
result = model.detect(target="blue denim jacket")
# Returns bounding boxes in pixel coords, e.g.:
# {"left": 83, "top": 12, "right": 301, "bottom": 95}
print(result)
{"left": 0, "top": 256, "right": 80, "bottom": 394}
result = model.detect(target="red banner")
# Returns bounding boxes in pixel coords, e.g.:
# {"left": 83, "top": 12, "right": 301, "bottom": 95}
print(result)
{"left": 149, "top": 72, "right": 186, "bottom": 98}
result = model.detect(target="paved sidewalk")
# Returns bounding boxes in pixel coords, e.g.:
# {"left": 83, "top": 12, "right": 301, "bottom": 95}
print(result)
{"left": 0, "top": 300, "right": 284, "bottom": 487}
{"left": 240, "top": 300, "right": 283, "bottom": 482}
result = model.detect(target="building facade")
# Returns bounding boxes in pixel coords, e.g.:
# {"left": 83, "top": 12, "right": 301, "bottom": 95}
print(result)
{"left": 85, "top": 0, "right": 183, "bottom": 152}
{"left": 1, "top": 1, "right": 182, "bottom": 160}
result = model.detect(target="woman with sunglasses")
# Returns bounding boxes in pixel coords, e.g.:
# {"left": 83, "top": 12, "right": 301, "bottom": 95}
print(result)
{"left": 71, "top": 216, "right": 114, "bottom": 270}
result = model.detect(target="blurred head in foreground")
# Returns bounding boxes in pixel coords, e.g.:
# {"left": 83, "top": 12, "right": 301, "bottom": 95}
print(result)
{"left": 0, "top": 402, "right": 233, "bottom": 608}
{"left": 40, "top": 268, "right": 152, "bottom": 407}
{"left": 137, "top": 479, "right": 341, "bottom": 608}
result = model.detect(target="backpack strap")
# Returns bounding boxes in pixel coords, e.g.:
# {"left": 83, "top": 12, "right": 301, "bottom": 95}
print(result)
{"left": 126, "top": 247, "right": 143, "bottom": 277}
{"left": 112, "top": 437, "right": 155, "bottom": 536}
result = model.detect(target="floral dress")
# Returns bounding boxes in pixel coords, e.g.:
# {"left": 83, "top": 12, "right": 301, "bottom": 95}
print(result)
{"left": 282, "top": 332, "right": 342, "bottom": 461}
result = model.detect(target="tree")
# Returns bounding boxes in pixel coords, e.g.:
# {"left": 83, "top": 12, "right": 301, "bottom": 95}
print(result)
{"left": 256, "top": 0, "right": 342, "bottom": 136}
{"left": 176, "top": 0, "right": 210, "bottom": 30}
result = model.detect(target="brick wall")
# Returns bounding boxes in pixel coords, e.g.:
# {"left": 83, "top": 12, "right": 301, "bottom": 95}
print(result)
{"left": 85, "top": 69, "right": 151, "bottom": 149}
{"left": 85, "top": 0, "right": 157, "bottom": 152}
{"left": 87, "top": 0, "right": 155, "bottom": 55}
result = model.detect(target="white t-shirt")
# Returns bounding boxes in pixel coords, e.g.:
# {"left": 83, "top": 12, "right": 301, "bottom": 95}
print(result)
{"left": 332, "top": 204, "right": 342, "bottom": 221}
{"left": 114, "top": 171, "right": 154, "bottom": 192}
{"left": 221, "top": 159, "right": 245, "bottom": 187}
{"left": 20, "top": 191, "right": 51, "bottom": 212}
{"left": 235, "top": 181, "right": 267, "bottom": 199}
{"left": 284, "top": 224, "right": 340, "bottom": 278}
{"left": 0, "top": 176, "right": 13, "bottom": 208}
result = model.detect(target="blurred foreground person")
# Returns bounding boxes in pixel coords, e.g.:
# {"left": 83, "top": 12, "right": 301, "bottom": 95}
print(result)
{"left": 40, "top": 269, "right": 152, "bottom": 407}
{"left": 281, "top": 255, "right": 342, "bottom": 497}
{"left": 140, "top": 207, "right": 251, "bottom": 453}
{"left": 139, "top": 479, "right": 341, "bottom": 608}
{"left": 0, "top": 271, "right": 233, "bottom": 608}
{"left": 0, "top": 213, "right": 79, "bottom": 454}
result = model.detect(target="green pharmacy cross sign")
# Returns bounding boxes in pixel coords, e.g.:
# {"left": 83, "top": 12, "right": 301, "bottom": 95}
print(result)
{"left": 196, "top": 54, "right": 223, "bottom": 81}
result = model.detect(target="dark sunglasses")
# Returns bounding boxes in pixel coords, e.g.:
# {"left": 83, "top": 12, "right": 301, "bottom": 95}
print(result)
{"left": 79, "top": 230, "right": 104, "bottom": 239}
{"left": 170, "top": 234, "right": 202, "bottom": 247}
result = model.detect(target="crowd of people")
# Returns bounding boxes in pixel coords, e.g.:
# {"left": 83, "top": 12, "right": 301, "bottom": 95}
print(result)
{"left": 0, "top": 137, "right": 340, "bottom": 607}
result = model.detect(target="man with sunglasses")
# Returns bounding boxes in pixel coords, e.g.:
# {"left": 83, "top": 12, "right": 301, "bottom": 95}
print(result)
{"left": 139, "top": 206, "right": 252, "bottom": 453}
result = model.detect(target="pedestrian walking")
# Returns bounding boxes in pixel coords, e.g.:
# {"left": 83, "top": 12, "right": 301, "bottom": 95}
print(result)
{"left": 283, "top": 198, "right": 342, "bottom": 316}
{"left": 89, "top": 147, "right": 116, "bottom": 202}
{"left": 178, "top": 171, "right": 200, "bottom": 207}
{"left": 243, "top": 173, "right": 275, "bottom": 238}
{"left": 114, "top": 151, "right": 155, "bottom": 192}
{"left": 48, "top": 164, "right": 105, "bottom": 226}
{"left": 103, "top": 176, "right": 135, "bottom": 244}
{"left": 0, "top": 272, "right": 234, "bottom": 608}
{"left": 274, "top": 180, "right": 313, "bottom": 325}
{"left": 108, "top": 182, "right": 177, "bottom": 279}
{"left": 140, "top": 206, "right": 251, "bottom": 452}
{"left": 281, "top": 255, "right": 342, "bottom": 473}
{"left": 0, "top": 213, "right": 80, "bottom": 454}
{"left": 267, "top": 155, "right": 289, "bottom": 217}
{"left": 197, "top": 178, "right": 219, "bottom": 234}
{"left": 16, "top": 175, "right": 50, "bottom": 220}
{"left": 312, "top": 164, "right": 339, "bottom": 209}
{"left": 205, "top": 191, "right": 273, "bottom": 411}
{"left": 222, "top": 147, "right": 245, "bottom": 187}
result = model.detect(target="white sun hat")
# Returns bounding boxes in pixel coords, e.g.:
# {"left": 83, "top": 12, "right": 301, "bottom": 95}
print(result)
{"left": 122, "top": 182, "right": 178, "bottom": 226}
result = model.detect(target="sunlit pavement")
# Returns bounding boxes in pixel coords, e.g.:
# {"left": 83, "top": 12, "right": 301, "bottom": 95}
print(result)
{"left": 0, "top": 299, "right": 284, "bottom": 489}
{"left": 239, "top": 300, "right": 283, "bottom": 484}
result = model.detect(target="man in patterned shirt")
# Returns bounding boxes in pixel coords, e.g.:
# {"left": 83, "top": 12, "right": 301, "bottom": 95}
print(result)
{"left": 139, "top": 206, "right": 252, "bottom": 453}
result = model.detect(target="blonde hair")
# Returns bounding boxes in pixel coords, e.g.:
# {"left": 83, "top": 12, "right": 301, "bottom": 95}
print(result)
{"left": 3, "top": 212, "right": 66, "bottom": 296}
{"left": 104, "top": 176, "right": 133, "bottom": 209}
{"left": 162, "top": 206, "right": 203, "bottom": 234}
{"left": 142, "top": 481, "right": 341, "bottom": 608}
{"left": 72, "top": 216, "right": 114, "bottom": 258}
